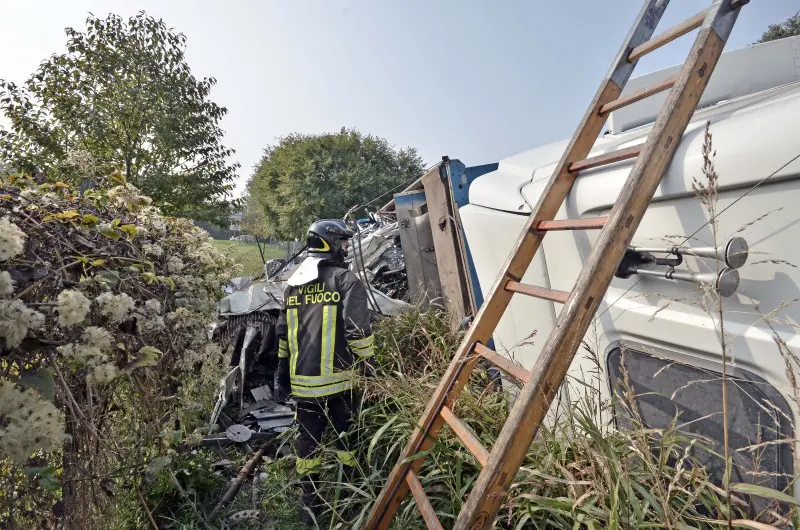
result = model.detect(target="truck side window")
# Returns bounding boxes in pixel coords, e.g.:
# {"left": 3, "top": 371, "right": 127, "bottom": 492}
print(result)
{"left": 607, "top": 346, "right": 793, "bottom": 513}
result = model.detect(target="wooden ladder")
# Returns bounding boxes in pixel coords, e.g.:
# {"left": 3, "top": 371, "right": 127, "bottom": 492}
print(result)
{"left": 364, "top": 1, "right": 747, "bottom": 529}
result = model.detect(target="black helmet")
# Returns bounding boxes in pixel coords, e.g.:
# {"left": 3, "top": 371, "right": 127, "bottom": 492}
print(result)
{"left": 306, "top": 219, "right": 355, "bottom": 261}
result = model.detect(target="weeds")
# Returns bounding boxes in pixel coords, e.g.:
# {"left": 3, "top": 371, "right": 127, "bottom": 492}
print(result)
{"left": 255, "top": 302, "right": 771, "bottom": 530}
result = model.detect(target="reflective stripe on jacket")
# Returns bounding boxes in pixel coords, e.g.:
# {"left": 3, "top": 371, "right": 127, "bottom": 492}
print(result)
{"left": 275, "top": 262, "right": 374, "bottom": 399}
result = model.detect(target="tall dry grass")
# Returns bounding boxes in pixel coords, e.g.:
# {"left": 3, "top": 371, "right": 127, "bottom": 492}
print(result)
{"left": 283, "top": 302, "right": 794, "bottom": 530}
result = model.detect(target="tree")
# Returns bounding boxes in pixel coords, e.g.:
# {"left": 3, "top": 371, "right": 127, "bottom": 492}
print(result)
{"left": 248, "top": 128, "right": 425, "bottom": 239}
{"left": 0, "top": 12, "right": 240, "bottom": 225}
{"left": 240, "top": 193, "right": 271, "bottom": 239}
{"left": 756, "top": 10, "right": 800, "bottom": 43}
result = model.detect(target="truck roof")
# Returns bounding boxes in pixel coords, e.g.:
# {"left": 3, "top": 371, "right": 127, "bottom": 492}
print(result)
{"left": 469, "top": 35, "right": 800, "bottom": 214}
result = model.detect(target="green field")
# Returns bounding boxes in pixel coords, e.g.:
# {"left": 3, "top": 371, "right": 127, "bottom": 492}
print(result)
{"left": 211, "top": 239, "right": 287, "bottom": 277}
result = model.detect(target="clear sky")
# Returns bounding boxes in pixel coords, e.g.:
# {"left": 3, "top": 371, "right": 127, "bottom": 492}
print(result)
{"left": 1, "top": 1, "right": 797, "bottom": 198}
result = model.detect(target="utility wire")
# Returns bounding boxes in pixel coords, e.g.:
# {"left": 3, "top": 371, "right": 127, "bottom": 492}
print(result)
{"left": 358, "top": 161, "right": 440, "bottom": 211}
{"left": 595, "top": 149, "right": 800, "bottom": 322}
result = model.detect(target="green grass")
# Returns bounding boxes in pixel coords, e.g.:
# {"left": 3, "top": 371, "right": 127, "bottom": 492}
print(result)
{"left": 211, "top": 239, "right": 286, "bottom": 277}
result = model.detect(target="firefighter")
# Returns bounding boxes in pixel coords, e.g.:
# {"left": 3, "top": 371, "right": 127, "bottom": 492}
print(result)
{"left": 274, "top": 219, "right": 376, "bottom": 524}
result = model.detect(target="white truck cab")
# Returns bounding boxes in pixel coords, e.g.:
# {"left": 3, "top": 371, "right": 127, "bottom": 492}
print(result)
{"left": 459, "top": 35, "right": 800, "bottom": 500}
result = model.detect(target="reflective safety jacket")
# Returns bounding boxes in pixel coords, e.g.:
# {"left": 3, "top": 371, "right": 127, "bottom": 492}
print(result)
{"left": 275, "top": 262, "right": 375, "bottom": 399}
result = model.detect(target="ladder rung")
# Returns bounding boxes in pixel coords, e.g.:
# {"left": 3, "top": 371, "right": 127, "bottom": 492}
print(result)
{"left": 505, "top": 281, "right": 570, "bottom": 303}
{"left": 474, "top": 342, "right": 530, "bottom": 384}
{"left": 440, "top": 405, "right": 490, "bottom": 466}
{"left": 628, "top": 9, "right": 708, "bottom": 62}
{"left": 569, "top": 145, "right": 641, "bottom": 173}
{"left": 406, "top": 469, "right": 444, "bottom": 530}
{"left": 599, "top": 75, "right": 677, "bottom": 115}
{"left": 537, "top": 216, "right": 608, "bottom": 231}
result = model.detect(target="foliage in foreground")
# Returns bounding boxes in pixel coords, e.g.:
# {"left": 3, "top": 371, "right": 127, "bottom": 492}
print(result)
{"left": 0, "top": 12, "right": 240, "bottom": 225}
{"left": 0, "top": 173, "right": 238, "bottom": 529}
{"left": 156, "top": 306, "right": 797, "bottom": 529}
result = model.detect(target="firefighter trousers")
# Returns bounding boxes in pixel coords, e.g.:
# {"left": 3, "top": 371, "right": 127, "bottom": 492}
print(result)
{"left": 294, "top": 391, "right": 357, "bottom": 512}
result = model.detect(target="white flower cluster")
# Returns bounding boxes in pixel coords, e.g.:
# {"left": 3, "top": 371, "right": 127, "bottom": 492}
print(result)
{"left": 18, "top": 188, "right": 38, "bottom": 201}
{"left": 0, "top": 300, "right": 44, "bottom": 347}
{"left": 87, "top": 363, "right": 118, "bottom": 385}
{"left": 95, "top": 292, "right": 134, "bottom": 323}
{"left": 0, "top": 380, "right": 66, "bottom": 463}
{"left": 138, "top": 206, "right": 167, "bottom": 233}
{"left": 59, "top": 327, "right": 111, "bottom": 367}
{"left": 167, "top": 256, "right": 185, "bottom": 273}
{"left": 137, "top": 298, "right": 165, "bottom": 334}
{"left": 144, "top": 299, "right": 162, "bottom": 315}
{"left": 142, "top": 243, "right": 164, "bottom": 257}
{"left": 83, "top": 326, "right": 113, "bottom": 350}
{"left": 56, "top": 289, "right": 91, "bottom": 326}
{"left": 58, "top": 327, "right": 118, "bottom": 385}
{"left": 0, "top": 271, "right": 13, "bottom": 296}
{"left": 171, "top": 218, "right": 208, "bottom": 245}
{"left": 189, "top": 242, "right": 226, "bottom": 269}
{"left": 203, "top": 342, "right": 223, "bottom": 361}
{"left": 39, "top": 193, "right": 59, "bottom": 207}
{"left": 0, "top": 216, "right": 27, "bottom": 261}
{"left": 108, "top": 184, "right": 152, "bottom": 210}
{"left": 166, "top": 307, "right": 193, "bottom": 330}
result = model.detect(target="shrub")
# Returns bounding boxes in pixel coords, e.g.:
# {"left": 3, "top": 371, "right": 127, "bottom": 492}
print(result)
{"left": 0, "top": 172, "right": 238, "bottom": 528}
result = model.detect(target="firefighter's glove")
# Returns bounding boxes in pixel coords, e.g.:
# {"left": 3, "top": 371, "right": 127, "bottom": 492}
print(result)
{"left": 274, "top": 357, "right": 290, "bottom": 402}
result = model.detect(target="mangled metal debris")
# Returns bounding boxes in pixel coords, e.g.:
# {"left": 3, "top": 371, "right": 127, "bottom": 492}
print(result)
{"left": 206, "top": 216, "right": 414, "bottom": 448}
{"left": 225, "top": 425, "right": 252, "bottom": 443}
{"left": 250, "top": 384, "right": 272, "bottom": 403}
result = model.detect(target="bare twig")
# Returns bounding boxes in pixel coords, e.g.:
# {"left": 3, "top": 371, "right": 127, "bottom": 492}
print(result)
{"left": 209, "top": 444, "right": 269, "bottom": 520}
{"left": 135, "top": 483, "right": 159, "bottom": 530}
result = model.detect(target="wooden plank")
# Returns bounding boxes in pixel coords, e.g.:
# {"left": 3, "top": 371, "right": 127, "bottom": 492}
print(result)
{"left": 362, "top": 2, "right": 672, "bottom": 528}
{"left": 454, "top": 26, "right": 732, "bottom": 530}
{"left": 406, "top": 467, "right": 445, "bottom": 530}
{"left": 395, "top": 190, "right": 442, "bottom": 305}
{"left": 444, "top": 160, "right": 480, "bottom": 315}
{"left": 537, "top": 217, "right": 608, "bottom": 231}
{"left": 440, "top": 406, "right": 490, "bottom": 466}
{"left": 569, "top": 144, "right": 641, "bottom": 173}
{"left": 422, "top": 165, "right": 471, "bottom": 325}
{"left": 628, "top": 9, "right": 708, "bottom": 62}
{"left": 599, "top": 75, "right": 677, "bottom": 115}
{"left": 505, "top": 281, "right": 570, "bottom": 304}
{"left": 474, "top": 343, "right": 530, "bottom": 384}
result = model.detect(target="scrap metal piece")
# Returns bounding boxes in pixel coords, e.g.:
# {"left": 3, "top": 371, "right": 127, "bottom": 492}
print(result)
{"left": 225, "top": 424, "right": 252, "bottom": 443}
{"left": 250, "top": 384, "right": 272, "bottom": 403}
{"left": 257, "top": 416, "right": 294, "bottom": 431}
{"left": 210, "top": 367, "right": 241, "bottom": 429}
{"left": 226, "top": 510, "right": 261, "bottom": 526}
{"left": 238, "top": 326, "right": 260, "bottom": 409}
{"left": 250, "top": 404, "right": 292, "bottom": 419}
